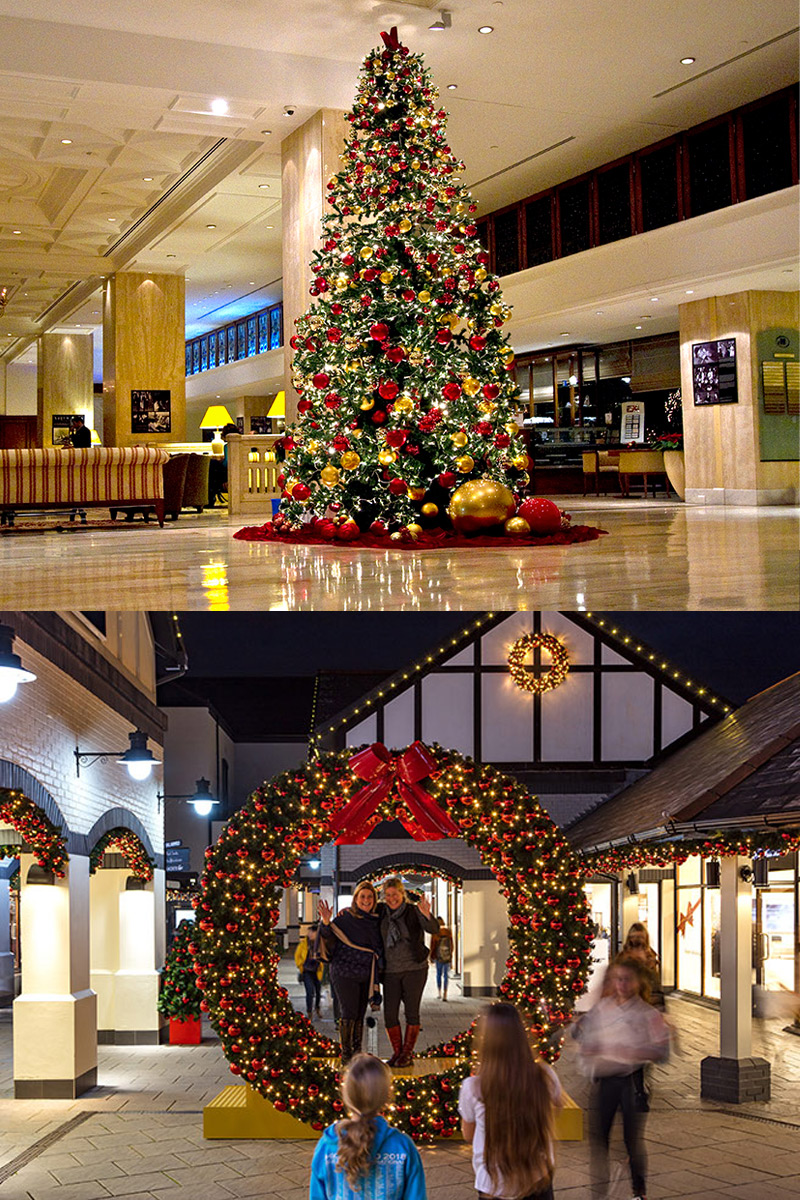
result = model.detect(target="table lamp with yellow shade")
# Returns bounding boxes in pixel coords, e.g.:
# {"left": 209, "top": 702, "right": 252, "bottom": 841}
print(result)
{"left": 267, "top": 391, "right": 285, "bottom": 433}
{"left": 200, "top": 404, "right": 235, "bottom": 455}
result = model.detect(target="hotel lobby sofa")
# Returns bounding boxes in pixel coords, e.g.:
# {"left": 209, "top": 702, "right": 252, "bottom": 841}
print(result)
{"left": 0, "top": 446, "right": 171, "bottom": 527}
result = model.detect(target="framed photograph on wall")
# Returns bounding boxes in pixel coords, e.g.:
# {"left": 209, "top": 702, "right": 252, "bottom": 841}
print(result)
{"left": 131, "top": 389, "right": 171, "bottom": 434}
{"left": 692, "top": 338, "right": 738, "bottom": 406}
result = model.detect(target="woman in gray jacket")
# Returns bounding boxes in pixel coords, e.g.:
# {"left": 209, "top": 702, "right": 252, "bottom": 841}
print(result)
{"left": 379, "top": 877, "right": 439, "bottom": 1066}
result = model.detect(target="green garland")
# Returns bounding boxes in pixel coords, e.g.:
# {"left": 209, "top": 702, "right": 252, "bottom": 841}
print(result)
{"left": 0, "top": 788, "right": 67, "bottom": 877}
{"left": 193, "top": 743, "right": 592, "bottom": 1141}
{"left": 581, "top": 828, "right": 800, "bottom": 875}
{"left": 89, "top": 828, "right": 154, "bottom": 880}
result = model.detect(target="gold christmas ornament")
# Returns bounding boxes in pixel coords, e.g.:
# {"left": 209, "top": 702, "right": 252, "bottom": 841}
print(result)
{"left": 335, "top": 277, "right": 349, "bottom": 291}
{"left": 489, "top": 302, "right": 504, "bottom": 317}
{"left": 505, "top": 516, "right": 531, "bottom": 536}
{"left": 505, "top": 421, "right": 520, "bottom": 436}
{"left": 408, "top": 486, "right": 426, "bottom": 501}
{"left": 408, "top": 351, "right": 424, "bottom": 367}
{"left": 417, "top": 290, "right": 431, "bottom": 303}
{"left": 475, "top": 267, "right": 488, "bottom": 282}
{"left": 380, "top": 271, "right": 393, "bottom": 284}
{"left": 306, "top": 440, "right": 320, "bottom": 454}
{"left": 455, "top": 454, "right": 475, "bottom": 473}
{"left": 462, "top": 376, "right": 481, "bottom": 397}
{"left": 421, "top": 502, "right": 439, "bottom": 517}
{"left": 511, "top": 453, "right": 529, "bottom": 470}
{"left": 378, "top": 448, "right": 398, "bottom": 466}
{"left": 359, "top": 246, "right": 374, "bottom": 260}
{"left": 479, "top": 401, "right": 497, "bottom": 415}
{"left": 399, "top": 218, "right": 412, "bottom": 233}
{"left": 448, "top": 479, "right": 516, "bottom": 532}
{"left": 451, "top": 430, "right": 468, "bottom": 448}
{"left": 340, "top": 451, "right": 361, "bottom": 470}
{"left": 390, "top": 530, "right": 405, "bottom": 542}
{"left": 393, "top": 395, "right": 414, "bottom": 414}
{"left": 351, "top": 428, "right": 363, "bottom": 439}
{"left": 406, "top": 523, "right": 423, "bottom": 538}
{"left": 320, "top": 465, "right": 340, "bottom": 487}
{"left": 360, "top": 397, "right": 375, "bottom": 411}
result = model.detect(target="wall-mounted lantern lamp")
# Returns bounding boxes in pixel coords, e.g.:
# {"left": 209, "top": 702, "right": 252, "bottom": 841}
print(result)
{"left": 157, "top": 777, "right": 219, "bottom": 817}
{"left": 625, "top": 873, "right": 639, "bottom": 895}
{"left": 75, "top": 729, "right": 158, "bottom": 781}
{"left": 0, "top": 624, "right": 37, "bottom": 703}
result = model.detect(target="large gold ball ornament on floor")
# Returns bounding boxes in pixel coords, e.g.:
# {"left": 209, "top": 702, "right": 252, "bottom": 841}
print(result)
{"left": 504, "top": 516, "right": 531, "bottom": 536}
{"left": 448, "top": 478, "right": 516, "bottom": 532}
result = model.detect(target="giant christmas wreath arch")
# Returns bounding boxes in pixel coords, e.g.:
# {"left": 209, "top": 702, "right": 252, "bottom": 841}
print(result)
{"left": 192, "top": 743, "right": 592, "bottom": 1141}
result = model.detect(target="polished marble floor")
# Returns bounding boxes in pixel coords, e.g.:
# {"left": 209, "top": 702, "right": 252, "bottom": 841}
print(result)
{"left": 0, "top": 499, "right": 797, "bottom": 611}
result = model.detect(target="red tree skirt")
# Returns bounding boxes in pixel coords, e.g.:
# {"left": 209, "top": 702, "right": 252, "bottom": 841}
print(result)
{"left": 233, "top": 522, "right": 608, "bottom": 549}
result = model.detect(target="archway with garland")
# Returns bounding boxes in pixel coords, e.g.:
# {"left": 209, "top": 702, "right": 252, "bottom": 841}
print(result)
{"left": 89, "top": 827, "right": 154, "bottom": 881}
{"left": 0, "top": 787, "right": 67, "bottom": 877}
{"left": 193, "top": 742, "right": 593, "bottom": 1140}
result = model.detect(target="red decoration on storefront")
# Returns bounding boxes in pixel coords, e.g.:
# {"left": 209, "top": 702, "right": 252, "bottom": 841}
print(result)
{"left": 329, "top": 741, "right": 461, "bottom": 843}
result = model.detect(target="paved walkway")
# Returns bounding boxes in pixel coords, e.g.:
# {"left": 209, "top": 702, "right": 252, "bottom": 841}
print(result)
{"left": 0, "top": 965, "right": 798, "bottom": 1199}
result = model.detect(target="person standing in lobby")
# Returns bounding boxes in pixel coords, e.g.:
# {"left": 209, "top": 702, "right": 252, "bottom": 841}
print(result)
{"left": 379, "top": 878, "right": 439, "bottom": 1067}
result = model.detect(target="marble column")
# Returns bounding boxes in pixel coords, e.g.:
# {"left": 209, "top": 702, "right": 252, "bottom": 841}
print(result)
{"left": 700, "top": 856, "right": 770, "bottom": 1102}
{"left": 103, "top": 271, "right": 186, "bottom": 447}
{"left": 13, "top": 853, "right": 97, "bottom": 1098}
{"left": 37, "top": 331, "right": 94, "bottom": 447}
{"left": 281, "top": 109, "right": 348, "bottom": 425}
{"left": 680, "top": 289, "right": 799, "bottom": 506}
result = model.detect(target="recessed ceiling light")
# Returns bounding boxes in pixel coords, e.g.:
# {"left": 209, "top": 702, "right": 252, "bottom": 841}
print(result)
{"left": 75, "top": 323, "right": 82, "bottom": 327}
{"left": 258, "top": 183, "right": 270, "bottom": 189}
{"left": 12, "top": 229, "right": 20, "bottom": 234}
{"left": 559, "top": 331, "right": 570, "bottom": 337}
{"left": 261, "top": 129, "right": 272, "bottom": 136}
{"left": 680, "top": 57, "right": 695, "bottom": 65}
{"left": 685, "top": 289, "right": 694, "bottom": 294}
{"left": 92, "top": 310, "right": 99, "bottom": 314}
{"left": 478, "top": 25, "right": 494, "bottom": 33}
{"left": 265, "top": 224, "right": 274, "bottom": 229}
{"left": 634, "top": 324, "right": 642, "bottom": 330}
{"left": 210, "top": 98, "right": 229, "bottom": 115}
{"left": 61, "top": 138, "right": 72, "bottom": 145}
{"left": 107, "top": 217, "right": 116, "bottom": 222}
{"left": 447, "top": 83, "right": 457, "bottom": 90}
{"left": 595, "top": 310, "right": 604, "bottom": 316}
{"left": 249, "top": 281, "right": 255, "bottom": 286}
{"left": 640, "top": 315, "right": 652, "bottom": 320}
{"left": 143, "top": 176, "right": 153, "bottom": 181}
{"left": 650, "top": 296, "right": 659, "bottom": 302}
{"left": 206, "top": 223, "right": 216, "bottom": 229}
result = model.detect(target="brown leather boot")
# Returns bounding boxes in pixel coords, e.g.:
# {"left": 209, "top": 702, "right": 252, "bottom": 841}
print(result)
{"left": 339, "top": 1020, "right": 355, "bottom": 1065}
{"left": 386, "top": 1024, "right": 403, "bottom": 1066}
{"left": 397, "top": 1024, "right": 420, "bottom": 1067}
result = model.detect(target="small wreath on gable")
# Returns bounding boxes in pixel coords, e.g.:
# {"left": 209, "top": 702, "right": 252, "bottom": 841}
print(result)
{"left": 508, "top": 633, "right": 570, "bottom": 695}
{"left": 0, "top": 788, "right": 67, "bottom": 877}
{"left": 89, "top": 827, "right": 154, "bottom": 880}
{"left": 192, "top": 743, "right": 592, "bottom": 1141}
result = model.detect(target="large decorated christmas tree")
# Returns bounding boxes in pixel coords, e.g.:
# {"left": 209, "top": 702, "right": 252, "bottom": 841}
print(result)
{"left": 278, "top": 27, "right": 528, "bottom": 539}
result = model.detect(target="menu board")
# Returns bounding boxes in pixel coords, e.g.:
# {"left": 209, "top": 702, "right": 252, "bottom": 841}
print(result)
{"left": 692, "top": 338, "right": 737, "bottom": 406}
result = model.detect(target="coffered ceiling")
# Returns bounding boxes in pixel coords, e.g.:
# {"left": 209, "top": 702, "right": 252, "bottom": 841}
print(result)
{"left": 0, "top": 0, "right": 796, "bottom": 367}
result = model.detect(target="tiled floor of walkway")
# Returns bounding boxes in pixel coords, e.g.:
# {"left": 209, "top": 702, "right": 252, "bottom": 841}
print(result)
{"left": 0, "top": 966, "right": 798, "bottom": 1198}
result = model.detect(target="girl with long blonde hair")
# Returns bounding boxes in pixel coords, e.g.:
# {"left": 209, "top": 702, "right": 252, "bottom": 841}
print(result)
{"left": 459, "top": 1003, "right": 562, "bottom": 1200}
{"left": 309, "top": 1053, "right": 426, "bottom": 1200}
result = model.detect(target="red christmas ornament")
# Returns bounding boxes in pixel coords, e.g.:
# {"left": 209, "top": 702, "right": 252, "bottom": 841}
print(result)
{"left": 483, "top": 383, "right": 500, "bottom": 400}
{"left": 435, "top": 328, "right": 452, "bottom": 345}
{"left": 336, "top": 519, "right": 360, "bottom": 541}
{"left": 517, "top": 497, "right": 562, "bottom": 535}
{"left": 378, "top": 379, "right": 399, "bottom": 401}
{"left": 369, "top": 520, "right": 387, "bottom": 536}
{"left": 438, "top": 471, "right": 456, "bottom": 488}
{"left": 370, "top": 322, "right": 390, "bottom": 341}
{"left": 326, "top": 328, "right": 342, "bottom": 343}
{"left": 388, "top": 477, "right": 407, "bottom": 495}
{"left": 385, "top": 429, "right": 408, "bottom": 448}
{"left": 312, "top": 372, "right": 330, "bottom": 389}
{"left": 469, "top": 334, "right": 487, "bottom": 351}
{"left": 385, "top": 346, "right": 405, "bottom": 364}
{"left": 442, "top": 381, "right": 461, "bottom": 402}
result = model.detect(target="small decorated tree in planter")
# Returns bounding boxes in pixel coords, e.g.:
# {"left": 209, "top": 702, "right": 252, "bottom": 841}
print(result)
{"left": 158, "top": 920, "right": 203, "bottom": 1044}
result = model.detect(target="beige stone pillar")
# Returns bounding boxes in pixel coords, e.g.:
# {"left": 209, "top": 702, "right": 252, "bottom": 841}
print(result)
{"left": 281, "top": 109, "right": 348, "bottom": 425}
{"left": 103, "top": 271, "right": 186, "bottom": 447}
{"left": 680, "top": 290, "right": 799, "bottom": 506}
{"left": 461, "top": 879, "right": 508, "bottom": 997}
{"left": 37, "top": 331, "right": 94, "bottom": 448}
{"left": 13, "top": 853, "right": 97, "bottom": 1098}
{"left": 115, "top": 879, "right": 163, "bottom": 1042}
{"left": 90, "top": 865, "right": 125, "bottom": 1036}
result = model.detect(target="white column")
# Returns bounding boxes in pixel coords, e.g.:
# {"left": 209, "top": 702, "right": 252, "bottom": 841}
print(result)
{"left": 115, "top": 879, "right": 163, "bottom": 1041}
{"left": 660, "top": 875, "right": 676, "bottom": 989}
{"left": 461, "top": 880, "right": 509, "bottom": 996}
{"left": 90, "top": 867, "right": 126, "bottom": 1033}
{"left": 13, "top": 853, "right": 97, "bottom": 1097}
{"left": 719, "top": 855, "right": 752, "bottom": 1059}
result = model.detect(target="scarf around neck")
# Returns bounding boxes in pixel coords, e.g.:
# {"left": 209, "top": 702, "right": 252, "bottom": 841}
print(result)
{"left": 385, "top": 900, "right": 408, "bottom": 949}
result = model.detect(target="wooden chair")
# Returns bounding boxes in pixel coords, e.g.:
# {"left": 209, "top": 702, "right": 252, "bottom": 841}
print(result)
{"left": 618, "top": 449, "right": 671, "bottom": 498}
{"left": 583, "top": 450, "right": 620, "bottom": 495}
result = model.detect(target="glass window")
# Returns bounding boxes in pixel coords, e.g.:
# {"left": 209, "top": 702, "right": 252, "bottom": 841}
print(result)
{"left": 247, "top": 317, "right": 257, "bottom": 356}
{"left": 677, "top": 855, "right": 702, "bottom": 887}
{"left": 237, "top": 322, "right": 247, "bottom": 360}
{"left": 531, "top": 357, "right": 554, "bottom": 425}
{"left": 584, "top": 881, "right": 613, "bottom": 996}
{"left": 192, "top": 342, "right": 200, "bottom": 374}
{"left": 227, "top": 327, "right": 236, "bottom": 362}
{"left": 185, "top": 344, "right": 192, "bottom": 376}
{"left": 639, "top": 143, "right": 680, "bottom": 231}
{"left": 200, "top": 338, "right": 208, "bottom": 371}
{"left": 493, "top": 209, "right": 520, "bottom": 276}
{"left": 218, "top": 330, "right": 227, "bottom": 366}
{"left": 597, "top": 162, "right": 632, "bottom": 244}
{"left": 258, "top": 312, "right": 269, "bottom": 354}
{"left": 269, "top": 307, "right": 282, "bottom": 350}
{"left": 558, "top": 179, "right": 591, "bottom": 256}
{"left": 687, "top": 120, "right": 733, "bottom": 216}
{"left": 704, "top": 886, "right": 721, "bottom": 999}
{"left": 525, "top": 196, "right": 553, "bottom": 267}
{"left": 741, "top": 96, "right": 794, "bottom": 199}
{"left": 677, "top": 886, "right": 702, "bottom": 993}
{"left": 208, "top": 334, "right": 217, "bottom": 369}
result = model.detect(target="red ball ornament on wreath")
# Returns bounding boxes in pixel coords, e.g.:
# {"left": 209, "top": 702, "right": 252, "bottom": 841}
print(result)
{"left": 442, "top": 381, "right": 461, "bottom": 403}
{"left": 388, "top": 477, "right": 408, "bottom": 495}
{"left": 312, "top": 372, "right": 330, "bottom": 390}
{"left": 517, "top": 497, "right": 562, "bottom": 535}
{"left": 378, "top": 380, "right": 399, "bottom": 401}
{"left": 370, "top": 323, "right": 390, "bottom": 341}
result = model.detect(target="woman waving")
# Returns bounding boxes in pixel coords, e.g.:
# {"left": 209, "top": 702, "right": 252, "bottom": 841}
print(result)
{"left": 319, "top": 882, "right": 383, "bottom": 1064}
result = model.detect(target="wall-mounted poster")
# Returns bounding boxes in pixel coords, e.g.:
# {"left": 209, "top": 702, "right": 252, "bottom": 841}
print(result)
{"left": 692, "top": 338, "right": 737, "bottom": 406}
{"left": 620, "top": 400, "right": 645, "bottom": 442}
{"left": 131, "top": 389, "right": 171, "bottom": 434}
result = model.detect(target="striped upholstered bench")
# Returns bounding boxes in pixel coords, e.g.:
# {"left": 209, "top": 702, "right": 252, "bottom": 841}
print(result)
{"left": 0, "top": 447, "right": 171, "bottom": 527}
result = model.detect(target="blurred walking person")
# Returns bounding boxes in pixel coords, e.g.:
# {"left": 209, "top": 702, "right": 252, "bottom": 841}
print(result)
{"left": 430, "top": 917, "right": 454, "bottom": 1000}
{"left": 459, "top": 1002, "right": 562, "bottom": 1200}
{"left": 578, "top": 957, "right": 670, "bottom": 1200}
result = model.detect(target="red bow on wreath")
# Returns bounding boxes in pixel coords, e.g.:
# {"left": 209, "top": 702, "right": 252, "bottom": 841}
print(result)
{"left": 329, "top": 742, "right": 460, "bottom": 844}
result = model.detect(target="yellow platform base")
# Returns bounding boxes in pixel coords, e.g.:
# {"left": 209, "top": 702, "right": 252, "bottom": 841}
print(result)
{"left": 204, "top": 1061, "right": 582, "bottom": 1141}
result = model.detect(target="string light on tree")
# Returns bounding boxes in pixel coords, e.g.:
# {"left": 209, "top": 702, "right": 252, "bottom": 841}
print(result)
{"left": 508, "top": 633, "right": 570, "bottom": 695}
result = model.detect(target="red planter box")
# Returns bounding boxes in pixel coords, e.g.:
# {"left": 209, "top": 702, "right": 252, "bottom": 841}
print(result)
{"left": 169, "top": 1015, "right": 202, "bottom": 1044}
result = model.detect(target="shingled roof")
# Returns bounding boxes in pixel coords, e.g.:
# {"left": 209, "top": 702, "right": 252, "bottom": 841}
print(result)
{"left": 566, "top": 671, "right": 800, "bottom": 851}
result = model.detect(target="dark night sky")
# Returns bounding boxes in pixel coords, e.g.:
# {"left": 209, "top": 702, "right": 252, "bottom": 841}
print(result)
{"left": 169, "top": 611, "right": 800, "bottom": 706}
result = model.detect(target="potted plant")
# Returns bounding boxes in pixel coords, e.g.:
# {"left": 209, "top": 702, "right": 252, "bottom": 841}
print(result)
{"left": 653, "top": 390, "right": 685, "bottom": 499}
{"left": 158, "top": 920, "right": 203, "bottom": 1044}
